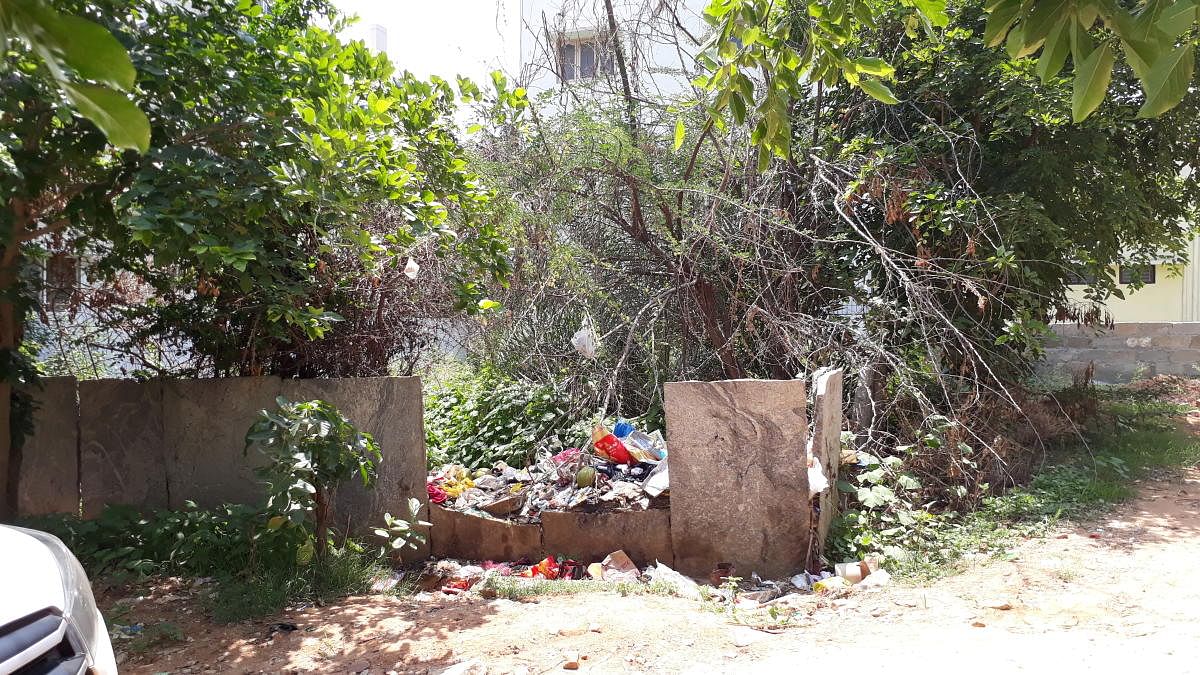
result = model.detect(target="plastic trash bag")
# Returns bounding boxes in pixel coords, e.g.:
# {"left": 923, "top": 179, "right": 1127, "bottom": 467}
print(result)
{"left": 808, "top": 456, "right": 829, "bottom": 497}
{"left": 570, "top": 321, "right": 598, "bottom": 359}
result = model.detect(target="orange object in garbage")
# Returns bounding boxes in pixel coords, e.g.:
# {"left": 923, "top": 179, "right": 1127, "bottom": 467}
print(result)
{"left": 591, "top": 426, "right": 634, "bottom": 465}
{"left": 520, "top": 556, "right": 562, "bottom": 579}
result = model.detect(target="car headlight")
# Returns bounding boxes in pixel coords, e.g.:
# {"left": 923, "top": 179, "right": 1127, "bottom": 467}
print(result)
{"left": 15, "top": 528, "right": 117, "bottom": 675}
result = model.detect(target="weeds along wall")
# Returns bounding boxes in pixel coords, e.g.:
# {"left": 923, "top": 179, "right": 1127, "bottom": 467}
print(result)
{"left": 15, "top": 376, "right": 429, "bottom": 558}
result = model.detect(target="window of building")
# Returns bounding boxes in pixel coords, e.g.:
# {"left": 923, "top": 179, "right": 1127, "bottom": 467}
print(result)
{"left": 558, "top": 35, "right": 614, "bottom": 82}
{"left": 44, "top": 253, "right": 79, "bottom": 310}
{"left": 1119, "top": 265, "right": 1156, "bottom": 284}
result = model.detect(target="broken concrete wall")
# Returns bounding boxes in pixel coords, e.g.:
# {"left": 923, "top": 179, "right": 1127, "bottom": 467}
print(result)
{"left": 665, "top": 379, "right": 811, "bottom": 579}
{"left": 810, "top": 368, "right": 844, "bottom": 559}
{"left": 18, "top": 377, "right": 79, "bottom": 516}
{"left": 541, "top": 509, "right": 673, "bottom": 567}
{"left": 430, "top": 505, "right": 545, "bottom": 561}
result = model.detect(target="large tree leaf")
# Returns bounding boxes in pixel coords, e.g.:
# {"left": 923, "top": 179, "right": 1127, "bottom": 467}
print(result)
{"left": 859, "top": 78, "right": 899, "bottom": 104}
{"left": 1036, "top": 17, "right": 1071, "bottom": 82}
{"left": 1121, "top": 37, "right": 1159, "bottom": 80}
{"left": 45, "top": 13, "right": 137, "bottom": 91}
{"left": 912, "top": 0, "right": 950, "bottom": 27}
{"left": 1071, "top": 42, "right": 1114, "bottom": 122}
{"left": 63, "top": 82, "right": 150, "bottom": 151}
{"left": 1069, "top": 20, "right": 1096, "bottom": 64}
{"left": 3, "top": 0, "right": 135, "bottom": 90}
{"left": 1156, "top": 0, "right": 1198, "bottom": 37}
{"left": 1137, "top": 42, "right": 1195, "bottom": 117}
{"left": 1005, "top": 24, "right": 1044, "bottom": 59}
{"left": 1022, "top": 0, "right": 1070, "bottom": 45}
{"left": 984, "top": 0, "right": 1022, "bottom": 46}
{"left": 855, "top": 56, "right": 895, "bottom": 77}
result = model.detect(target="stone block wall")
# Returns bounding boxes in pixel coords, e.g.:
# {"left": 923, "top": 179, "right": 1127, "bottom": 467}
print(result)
{"left": 665, "top": 379, "right": 810, "bottom": 579}
{"left": 18, "top": 376, "right": 429, "bottom": 559}
{"left": 1043, "top": 323, "right": 1200, "bottom": 382}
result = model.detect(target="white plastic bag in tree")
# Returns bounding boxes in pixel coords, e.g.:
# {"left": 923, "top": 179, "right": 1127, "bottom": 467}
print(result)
{"left": 403, "top": 257, "right": 419, "bottom": 280}
{"left": 570, "top": 320, "right": 598, "bottom": 359}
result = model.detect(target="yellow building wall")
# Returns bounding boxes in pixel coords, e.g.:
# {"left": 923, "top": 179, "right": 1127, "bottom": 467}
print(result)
{"left": 1066, "top": 264, "right": 1187, "bottom": 323}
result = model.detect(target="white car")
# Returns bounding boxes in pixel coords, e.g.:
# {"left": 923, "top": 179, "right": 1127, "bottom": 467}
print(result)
{"left": 0, "top": 525, "right": 117, "bottom": 675}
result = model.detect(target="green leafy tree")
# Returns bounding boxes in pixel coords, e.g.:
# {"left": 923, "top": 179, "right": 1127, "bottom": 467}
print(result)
{"left": 245, "top": 397, "right": 381, "bottom": 560}
{"left": 701, "top": 0, "right": 1200, "bottom": 160}
{"left": 1, "top": 0, "right": 511, "bottom": 512}
{"left": 0, "top": 0, "right": 149, "bottom": 517}
{"left": 0, "top": 0, "right": 148, "bottom": 150}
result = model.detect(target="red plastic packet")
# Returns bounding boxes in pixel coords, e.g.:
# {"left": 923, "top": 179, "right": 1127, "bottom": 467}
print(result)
{"left": 592, "top": 426, "right": 634, "bottom": 464}
{"left": 427, "top": 483, "right": 448, "bottom": 504}
{"left": 520, "top": 556, "right": 562, "bottom": 579}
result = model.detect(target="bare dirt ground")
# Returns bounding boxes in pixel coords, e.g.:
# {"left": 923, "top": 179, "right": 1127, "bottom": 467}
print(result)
{"left": 104, "top": 462, "right": 1200, "bottom": 675}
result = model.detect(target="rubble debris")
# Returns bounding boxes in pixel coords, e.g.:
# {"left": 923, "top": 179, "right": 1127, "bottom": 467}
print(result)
{"left": 813, "top": 576, "right": 850, "bottom": 594}
{"left": 738, "top": 588, "right": 782, "bottom": 604}
{"left": 598, "top": 550, "right": 640, "bottom": 583}
{"left": 710, "top": 562, "right": 736, "bottom": 586}
{"left": 646, "top": 562, "right": 702, "bottom": 600}
{"left": 370, "top": 571, "right": 405, "bottom": 593}
{"left": 427, "top": 420, "right": 670, "bottom": 522}
{"left": 266, "top": 622, "right": 298, "bottom": 639}
{"left": 834, "top": 562, "right": 864, "bottom": 584}
{"left": 858, "top": 569, "right": 892, "bottom": 588}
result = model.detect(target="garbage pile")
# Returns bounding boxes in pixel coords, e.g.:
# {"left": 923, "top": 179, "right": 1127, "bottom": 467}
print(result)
{"left": 409, "top": 550, "right": 890, "bottom": 607}
{"left": 427, "top": 420, "right": 669, "bottom": 520}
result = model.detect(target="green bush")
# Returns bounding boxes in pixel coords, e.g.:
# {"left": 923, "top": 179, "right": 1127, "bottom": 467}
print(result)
{"left": 25, "top": 503, "right": 390, "bottom": 622}
{"left": 830, "top": 385, "right": 1200, "bottom": 580}
{"left": 25, "top": 502, "right": 304, "bottom": 580}
{"left": 424, "top": 373, "right": 586, "bottom": 468}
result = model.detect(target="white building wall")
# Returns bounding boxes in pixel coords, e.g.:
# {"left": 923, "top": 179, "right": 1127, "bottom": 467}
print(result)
{"left": 334, "top": 0, "right": 521, "bottom": 86}
{"left": 519, "top": 0, "right": 709, "bottom": 99}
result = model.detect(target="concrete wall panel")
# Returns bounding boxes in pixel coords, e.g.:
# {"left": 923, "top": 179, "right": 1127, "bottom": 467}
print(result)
{"left": 161, "top": 377, "right": 279, "bottom": 510}
{"left": 79, "top": 379, "right": 167, "bottom": 517}
{"left": 18, "top": 377, "right": 78, "bottom": 516}
{"left": 665, "top": 379, "right": 811, "bottom": 579}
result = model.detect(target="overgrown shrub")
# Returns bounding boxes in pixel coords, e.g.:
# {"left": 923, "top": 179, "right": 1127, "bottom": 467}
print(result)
{"left": 26, "top": 502, "right": 398, "bottom": 622}
{"left": 424, "top": 372, "right": 586, "bottom": 468}
{"left": 830, "top": 382, "right": 1200, "bottom": 579}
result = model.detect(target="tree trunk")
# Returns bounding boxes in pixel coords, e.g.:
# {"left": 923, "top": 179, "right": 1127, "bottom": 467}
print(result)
{"left": 0, "top": 260, "right": 17, "bottom": 521}
{"left": 313, "top": 484, "right": 330, "bottom": 559}
{"left": 691, "top": 277, "right": 744, "bottom": 379}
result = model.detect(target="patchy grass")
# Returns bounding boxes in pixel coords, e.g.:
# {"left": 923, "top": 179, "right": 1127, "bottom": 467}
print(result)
{"left": 884, "top": 385, "right": 1200, "bottom": 581}
{"left": 476, "top": 576, "right": 678, "bottom": 601}
{"left": 126, "top": 622, "right": 185, "bottom": 655}
{"left": 210, "top": 548, "right": 391, "bottom": 623}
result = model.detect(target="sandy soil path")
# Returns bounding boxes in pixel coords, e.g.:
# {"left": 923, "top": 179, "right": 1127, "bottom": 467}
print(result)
{"left": 110, "top": 464, "right": 1200, "bottom": 674}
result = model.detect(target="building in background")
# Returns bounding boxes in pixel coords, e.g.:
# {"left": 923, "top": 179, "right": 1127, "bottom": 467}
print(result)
{"left": 1065, "top": 237, "right": 1200, "bottom": 322}
{"left": 518, "top": 0, "right": 708, "bottom": 97}
{"left": 333, "top": 0, "right": 520, "bottom": 85}
{"left": 331, "top": 1, "right": 709, "bottom": 97}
